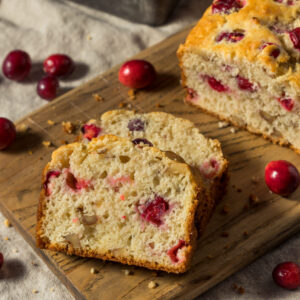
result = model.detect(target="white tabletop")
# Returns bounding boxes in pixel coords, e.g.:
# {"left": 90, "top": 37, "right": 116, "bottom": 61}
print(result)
{"left": 0, "top": 0, "right": 299, "bottom": 299}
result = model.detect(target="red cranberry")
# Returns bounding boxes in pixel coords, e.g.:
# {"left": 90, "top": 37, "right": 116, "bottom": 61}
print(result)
{"left": 118, "top": 60, "right": 156, "bottom": 89}
{"left": 260, "top": 43, "right": 280, "bottom": 58}
{"left": 127, "top": 119, "right": 145, "bottom": 132}
{"left": 186, "top": 88, "right": 198, "bottom": 101}
{"left": 236, "top": 75, "right": 255, "bottom": 92}
{"left": 289, "top": 28, "right": 300, "bottom": 51}
{"left": 44, "top": 170, "right": 61, "bottom": 196}
{"left": 0, "top": 252, "right": 3, "bottom": 270}
{"left": 81, "top": 124, "right": 102, "bottom": 140}
{"left": 277, "top": 98, "right": 294, "bottom": 111}
{"left": 138, "top": 196, "right": 169, "bottom": 226}
{"left": 273, "top": 262, "right": 300, "bottom": 289}
{"left": 2, "top": 50, "right": 31, "bottom": 81}
{"left": 265, "top": 160, "right": 300, "bottom": 196}
{"left": 43, "top": 54, "right": 74, "bottom": 77}
{"left": 132, "top": 138, "right": 153, "bottom": 147}
{"left": 216, "top": 32, "right": 245, "bottom": 43}
{"left": 37, "top": 76, "right": 59, "bottom": 100}
{"left": 206, "top": 76, "right": 229, "bottom": 92}
{"left": 0, "top": 118, "right": 16, "bottom": 150}
{"left": 167, "top": 240, "right": 186, "bottom": 263}
{"left": 212, "top": 0, "right": 243, "bottom": 14}
{"left": 66, "top": 171, "right": 92, "bottom": 191}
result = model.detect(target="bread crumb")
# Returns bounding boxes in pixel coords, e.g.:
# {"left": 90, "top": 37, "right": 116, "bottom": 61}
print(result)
{"left": 124, "top": 269, "right": 133, "bottom": 276}
{"left": 90, "top": 267, "right": 99, "bottom": 274}
{"left": 155, "top": 103, "right": 164, "bottom": 108}
{"left": 118, "top": 102, "right": 127, "bottom": 108}
{"left": 221, "top": 204, "right": 229, "bottom": 215}
{"left": 47, "top": 120, "right": 55, "bottom": 126}
{"left": 18, "top": 123, "right": 29, "bottom": 133}
{"left": 92, "top": 93, "right": 103, "bottom": 102}
{"left": 148, "top": 281, "right": 158, "bottom": 289}
{"left": 28, "top": 150, "right": 33, "bottom": 155}
{"left": 62, "top": 121, "right": 75, "bottom": 134}
{"left": 251, "top": 176, "right": 259, "bottom": 184}
{"left": 218, "top": 121, "right": 229, "bottom": 128}
{"left": 206, "top": 255, "right": 213, "bottom": 259}
{"left": 42, "top": 141, "right": 51, "bottom": 147}
{"left": 243, "top": 231, "right": 249, "bottom": 237}
{"left": 249, "top": 193, "right": 260, "bottom": 206}
{"left": 4, "top": 219, "right": 11, "bottom": 227}
{"left": 230, "top": 128, "right": 236, "bottom": 134}
{"left": 32, "top": 289, "right": 38, "bottom": 294}
{"left": 3, "top": 236, "right": 9, "bottom": 241}
{"left": 128, "top": 89, "right": 136, "bottom": 101}
{"left": 221, "top": 231, "right": 229, "bottom": 237}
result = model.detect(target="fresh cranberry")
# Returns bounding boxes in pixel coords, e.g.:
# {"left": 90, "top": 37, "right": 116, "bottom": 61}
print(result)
{"left": 273, "top": 262, "right": 300, "bottom": 289}
{"left": 81, "top": 124, "right": 101, "bottom": 140}
{"left": 127, "top": 119, "right": 145, "bottom": 132}
{"left": 0, "top": 118, "right": 16, "bottom": 150}
{"left": 132, "top": 138, "right": 153, "bottom": 147}
{"left": 138, "top": 196, "right": 169, "bottom": 226}
{"left": 37, "top": 76, "right": 59, "bottom": 100}
{"left": 200, "top": 158, "right": 220, "bottom": 179}
{"left": 118, "top": 60, "right": 156, "bottom": 89}
{"left": 236, "top": 75, "right": 256, "bottom": 92}
{"left": 44, "top": 171, "right": 61, "bottom": 196}
{"left": 43, "top": 54, "right": 74, "bottom": 77}
{"left": 212, "top": 0, "right": 243, "bottom": 14}
{"left": 287, "top": 0, "right": 294, "bottom": 4}
{"left": 289, "top": 28, "right": 300, "bottom": 51}
{"left": 216, "top": 32, "right": 245, "bottom": 43}
{"left": 274, "top": 0, "right": 283, "bottom": 2}
{"left": 186, "top": 88, "right": 198, "bottom": 101}
{"left": 0, "top": 252, "right": 3, "bottom": 270}
{"left": 2, "top": 50, "right": 31, "bottom": 81}
{"left": 260, "top": 43, "right": 280, "bottom": 59}
{"left": 167, "top": 240, "right": 186, "bottom": 263}
{"left": 66, "top": 171, "right": 92, "bottom": 191}
{"left": 206, "top": 76, "right": 229, "bottom": 92}
{"left": 265, "top": 160, "right": 300, "bottom": 196}
{"left": 277, "top": 98, "right": 294, "bottom": 111}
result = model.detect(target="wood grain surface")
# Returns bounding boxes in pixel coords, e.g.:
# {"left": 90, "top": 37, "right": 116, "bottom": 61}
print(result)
{"left": 0, "top": 26, "right": 300, "bottom": 300}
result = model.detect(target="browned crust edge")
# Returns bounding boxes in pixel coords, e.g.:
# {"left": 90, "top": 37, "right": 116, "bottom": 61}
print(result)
{"left": 36, "top": 136, "right": 201, "bottom": 274}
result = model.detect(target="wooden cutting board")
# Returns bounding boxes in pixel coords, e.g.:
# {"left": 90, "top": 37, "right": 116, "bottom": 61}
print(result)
{"left": 1, "top": 25, "right": 300, "bottom": 300}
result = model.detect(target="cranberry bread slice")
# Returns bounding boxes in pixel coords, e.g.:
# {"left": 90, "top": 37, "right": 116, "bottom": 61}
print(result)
{"left": 36, "top": 135, "right": 203, "bottom": 273}
{"left": 80, "top": 110, "right": 228, "bottom": 232}
{"left": 177, "top": 0, "right": 300, "bottom": 153}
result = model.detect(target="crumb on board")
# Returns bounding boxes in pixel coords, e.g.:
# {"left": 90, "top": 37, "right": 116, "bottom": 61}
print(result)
{"left": 218, "top": 121, "right": 229, "bottom": 128}
{"left": 3, "top": 236, "right": 9, "bottom": 241}
{"left": 17, "top": 123, "right": 29, "bottom": 133}
{"left": 124, "top": 269, "right": 133, "bottom": 276}
{"left": 47, "top": 120, "right": 55, "bottom": 126}
{"left": 155, "top": 103, "right": 164, "bottom": 108}
{"left": 4, "top": 219, "right": 11, "bottom": 227}
{"left": 249, "top": 193, "right": 260, "bottom": 206}
{"left": 230, "top": 128, "right": 236, "bottom": 134}
{"left": 251, "top": 176, "right": 259, "bottom": 184}
{"left": 28, "top": 150, "right": 33, "bottom": 155}
{"left": 92, "top": 93, "right": 104, "bottom": 102}
{"left": 243, "top": 231, "right": 249, "bottom": 237}
{"left": 221, "top": 204, "right": 229, "bottom": 215}
{"left": 128, "top": 89, "right": 136, "bottom": 101}
{"left": 42, "top": 141, "right": 51, "bottom": 148}
{"left": 62, "top": 121, "right": 75, "bottom": 134}
{"left": 206, "top": 255, "right": 213, "bottom": 260}
{"left": 32, "top": 289, "right": 38, "bottom": 294}
{"left": 90, "top": 267, "right": 99, "bottom": 274}
{"left": 151, "top": 271, "right": 158, "bottom": 277}
{"left": 221, "top": 231, "right": 229, "bottom": 237}
{"left": 118, "top": 102, "right": 127, "bottom": 108}
{"left": 148, "top": 281, "right": 158, "bottom": 289}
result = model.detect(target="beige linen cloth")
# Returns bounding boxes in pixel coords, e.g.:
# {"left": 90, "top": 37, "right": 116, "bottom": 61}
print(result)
{"left": 1, "top": 0, "right": 300, "bottom": 299}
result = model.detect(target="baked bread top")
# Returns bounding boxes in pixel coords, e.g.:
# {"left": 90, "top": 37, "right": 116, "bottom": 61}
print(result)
{"left": 177, "top": 0, "right": 300, "bottom": 91}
